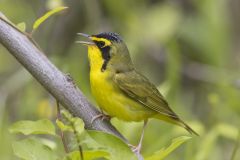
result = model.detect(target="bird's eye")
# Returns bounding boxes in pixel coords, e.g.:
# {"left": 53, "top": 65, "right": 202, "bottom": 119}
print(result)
{"left": 98, "top": 41, "right": 105, "bottom": 48}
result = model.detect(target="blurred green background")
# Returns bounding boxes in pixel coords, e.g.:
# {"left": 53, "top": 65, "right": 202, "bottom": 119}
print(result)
{"left": 0, "top": 0, "right": 240, "bottom": 159}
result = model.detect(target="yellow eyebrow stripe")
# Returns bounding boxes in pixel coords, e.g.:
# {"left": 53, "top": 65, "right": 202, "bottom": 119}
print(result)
{"left": 91, "top": 37, "right": 112, "bottom": 47}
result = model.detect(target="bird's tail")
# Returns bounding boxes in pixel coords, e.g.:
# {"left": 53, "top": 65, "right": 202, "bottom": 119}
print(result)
{"left": 155, "top": 114, "right": 199, "bottom": 136}
{"left": 179, "top": 119, "right": 199, "bottom": 136}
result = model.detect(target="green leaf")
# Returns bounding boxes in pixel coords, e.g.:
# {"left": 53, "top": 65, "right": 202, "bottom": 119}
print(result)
{"left": 63, "top": 150, "right": 109, "bottom": 160}
{"left": 87, "top": 130, "right": 137, "bottom": 160}
{"left": 33, "top": 6, "right": 68, "bottom": 31}
{"left": 40, "top": 138, "right": 57, "bottom": 150}
{"left": 16, "top": 22, "right": 26, "bottom": 32}
{"left": 61, "top": 109, "right": 74, "bottom": 122}
{"left": 12, "top": 138, "right": 58, "bottom": 160}
{"left": 56, "top": 119, "right": 73, "bottom": 132}
{"left": 146, "top": 136, "right": 191, "bottom": 160}
{"left": 72, "top": 117, "right": 84, "bottom": 134}
{"left": 56, "top": 109, "right": 85, "bottom": 135}
{"left": 9, "top": 119, "right": 56, "bottom": 136}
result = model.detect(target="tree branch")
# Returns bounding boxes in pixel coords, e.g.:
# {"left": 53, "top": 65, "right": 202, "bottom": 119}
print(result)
{"left": 0, "top": 15, "right": 130, "bottom": 146}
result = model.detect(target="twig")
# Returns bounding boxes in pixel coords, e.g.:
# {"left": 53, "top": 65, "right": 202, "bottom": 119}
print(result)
{"left": 56, "top": 100, "right": 69, "bottom": 153}
{"left": 70, "top": 118, "right": 84, "bottom": 160}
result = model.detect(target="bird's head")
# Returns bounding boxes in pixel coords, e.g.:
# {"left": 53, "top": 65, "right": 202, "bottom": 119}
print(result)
{"left": 77, "top": 32, "right": 133, "bottom": 73}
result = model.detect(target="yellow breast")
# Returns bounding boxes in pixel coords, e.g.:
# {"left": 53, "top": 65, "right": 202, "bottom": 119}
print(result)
{"left": 88, "top": 46, "right": 155, "bottom": 121}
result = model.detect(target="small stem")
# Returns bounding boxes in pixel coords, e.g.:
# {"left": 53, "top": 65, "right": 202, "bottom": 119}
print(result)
{"left": 56, "top": 100, "right": 69, "bottom": 153}
{"left": 71, "top": 120, "right": 84, "bottom": 160}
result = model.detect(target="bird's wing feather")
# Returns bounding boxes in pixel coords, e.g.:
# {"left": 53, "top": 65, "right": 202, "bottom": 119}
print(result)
{"left": 113, "top": 70, "right": 178, "bottom": 118}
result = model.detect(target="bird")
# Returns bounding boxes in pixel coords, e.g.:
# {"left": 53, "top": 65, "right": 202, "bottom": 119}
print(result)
{"left": 77, "top": 32, "right": 198, "bottom": 153}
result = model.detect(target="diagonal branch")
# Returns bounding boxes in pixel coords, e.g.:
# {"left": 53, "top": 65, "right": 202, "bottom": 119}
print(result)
{"left": 0, "top": 16, "right": 124, "bottom": 138}
{"left": 0, "top": 15, "right": 144, "bottom": 157}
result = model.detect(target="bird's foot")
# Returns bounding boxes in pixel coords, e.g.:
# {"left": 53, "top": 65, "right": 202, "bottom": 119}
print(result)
{"left": 91, "top": 113, "right": 111, "bottom": 124}
{"left": 128, "top": 143, "right": 142, "bottom": 154}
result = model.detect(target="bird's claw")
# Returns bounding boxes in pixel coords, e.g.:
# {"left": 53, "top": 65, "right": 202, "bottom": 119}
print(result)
{"left": 91, "top": 113, "right": 111, "bottom": 124}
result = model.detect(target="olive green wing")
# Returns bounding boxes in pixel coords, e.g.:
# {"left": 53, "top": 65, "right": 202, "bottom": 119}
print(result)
{"left": 113, "top": 70, "right": 178, "bottom": 118}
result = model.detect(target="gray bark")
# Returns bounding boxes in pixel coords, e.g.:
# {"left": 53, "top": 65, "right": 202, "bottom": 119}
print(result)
{"left": 0, "top": 15, "right": 144, "bottom": 160}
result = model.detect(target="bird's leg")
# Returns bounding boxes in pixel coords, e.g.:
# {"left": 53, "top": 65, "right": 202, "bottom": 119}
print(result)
{"left": 130, "top": 120, "right": 148, "bottom": 154}
{"left": 91, "top": 109, "right": 111, "bottom": 124}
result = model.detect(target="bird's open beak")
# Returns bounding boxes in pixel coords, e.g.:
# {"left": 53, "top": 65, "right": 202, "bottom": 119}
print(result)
{"left": 76, "top": 33, "right": 95, "bottom": 46}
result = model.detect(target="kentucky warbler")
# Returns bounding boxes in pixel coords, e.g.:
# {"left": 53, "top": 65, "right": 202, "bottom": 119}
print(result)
{"left": 77, "top": 32, "right": 198, "bottom": 152}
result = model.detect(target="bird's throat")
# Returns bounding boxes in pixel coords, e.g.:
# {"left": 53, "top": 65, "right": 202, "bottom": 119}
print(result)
{"left": 88, "top": 45, "right": 111, "bottom": 72}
